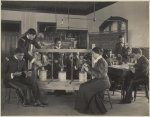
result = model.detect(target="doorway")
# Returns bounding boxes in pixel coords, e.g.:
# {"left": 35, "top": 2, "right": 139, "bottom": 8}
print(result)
{"left": 1, "top": 20, "right": 21, "bottom": 61}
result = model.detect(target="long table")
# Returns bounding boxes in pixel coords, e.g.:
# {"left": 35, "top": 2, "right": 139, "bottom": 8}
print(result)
{"left": 108, "top": 64, "right": 132, "bottom": 100}
{"left": 38, "top": 64, "right": 133, "bottom": 99}
{"left": 38, "top": 79, "right": 81, "bottom": 91}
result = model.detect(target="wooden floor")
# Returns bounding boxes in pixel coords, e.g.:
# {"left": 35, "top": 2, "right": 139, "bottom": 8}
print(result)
{"left": 1, "top": 88, "right": 149, "bottom": 116}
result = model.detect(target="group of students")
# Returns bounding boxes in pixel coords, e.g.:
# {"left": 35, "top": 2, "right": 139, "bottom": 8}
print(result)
{"left": 2, "top": 28, "right": 47, "bottom": 107}
{"left": 75, "top": 47, "right": 149, "bottom": 114}
{"left": 2, "top": 28, "right": 149, "bottom": 114}
{"left": 103, "top": 35, "right": 133, "bottom": 66}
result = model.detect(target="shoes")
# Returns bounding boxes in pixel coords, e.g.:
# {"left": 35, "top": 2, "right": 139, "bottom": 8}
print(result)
{"left": 22, "top": 102, "right": 32, "bottom": 107}
{"left": 40, "top": 101, "right": 48, "bottom": 106}
{"left": 33, "top": 100, "right": 48, "bottom": 107}
{"left": 120, "top": 99, "right": 131, "bottom": 104}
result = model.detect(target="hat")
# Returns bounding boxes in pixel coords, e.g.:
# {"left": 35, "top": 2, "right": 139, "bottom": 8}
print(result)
{"left": 14, "top": 48, "right": 24, "bottom": 54}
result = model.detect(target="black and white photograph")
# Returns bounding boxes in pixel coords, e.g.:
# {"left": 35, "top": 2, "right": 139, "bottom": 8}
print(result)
{"left": 1, "top": 0, "right": 149, "bottom": 116}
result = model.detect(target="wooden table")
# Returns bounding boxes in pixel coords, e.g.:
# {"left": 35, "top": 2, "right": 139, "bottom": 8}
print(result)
{"left": 38, "top": 79, "right": 81, "bottom": 91}
{"left": 108, "top": 64, "right": 131, "bottom": 100}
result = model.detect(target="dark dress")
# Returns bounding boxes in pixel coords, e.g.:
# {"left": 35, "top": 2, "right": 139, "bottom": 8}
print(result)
{"left": 75, "top": 57, "right": 111, "bottom": 114}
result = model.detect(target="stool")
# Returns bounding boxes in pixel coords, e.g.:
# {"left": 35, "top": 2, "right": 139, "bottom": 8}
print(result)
{"left": 134, "top": 84, "right": 149, "bottom": 101}
{"left": 103, "top": 89, "right": 113, "bottom": 109}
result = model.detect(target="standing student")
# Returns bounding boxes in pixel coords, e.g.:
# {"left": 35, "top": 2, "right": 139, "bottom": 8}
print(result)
{"left": 53, "top": 38, "right": 64, "bottom": 79}
{"left": 17, "top": 28, "right": 42, "bottom": 67}
{"left": 17, "top": 28, "right": 47, "bottom": 106}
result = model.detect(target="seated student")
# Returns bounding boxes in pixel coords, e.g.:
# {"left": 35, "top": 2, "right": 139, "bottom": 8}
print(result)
{"left": 105, "top": 49, "right": 114, "bottom": 66}
{"left": 75, "top": 47, "right": 111, "bottom": 114}
{"left": 2, "top": 48, "right": 47, "bottom": 107}
{"left": 122, "top": 47, "right": 132, "bottom": 63}
{"left": 122, "top": 48, "right": 149, "bottom": 103}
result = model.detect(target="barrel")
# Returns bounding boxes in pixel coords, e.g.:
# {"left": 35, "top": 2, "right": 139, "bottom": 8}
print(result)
{"left": 58, "top": 71, "right": 66, "bottom": 82}
{"left": 79, "top": 72, "right": 87, "bottom": 83}
{"left": 39, "top": 70, "right": 47, "bottom": 81}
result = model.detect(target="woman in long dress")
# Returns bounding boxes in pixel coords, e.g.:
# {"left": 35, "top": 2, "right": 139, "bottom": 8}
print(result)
{"left": 75, "top": 47, "right": 111, "bottom": 114}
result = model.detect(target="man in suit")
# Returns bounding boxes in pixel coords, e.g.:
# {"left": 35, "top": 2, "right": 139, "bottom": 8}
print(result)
{"left": 115, "top": 35, "right": 126, "bottom": 57}
{"left": 123, "top": 48, "right": 149, "bottom": 103}
{"left": 115, "top": 35, "right": 128, "bottom": 64}
{"left": 2, "top": 48, "right": 47, "bottom": 106}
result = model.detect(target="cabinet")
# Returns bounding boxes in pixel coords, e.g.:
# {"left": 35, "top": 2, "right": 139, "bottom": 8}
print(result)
{"left": 89, "top": 16, "right": 128, "bottom": 50}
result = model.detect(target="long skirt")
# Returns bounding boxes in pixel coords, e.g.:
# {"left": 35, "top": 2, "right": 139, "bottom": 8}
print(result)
{"left": 75, "top": 78, "right": 110, "bottom": 114}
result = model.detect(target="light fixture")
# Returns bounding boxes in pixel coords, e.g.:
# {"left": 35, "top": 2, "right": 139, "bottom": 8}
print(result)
{"left": 93, "top": 2, "right": 96, "bottom": 22}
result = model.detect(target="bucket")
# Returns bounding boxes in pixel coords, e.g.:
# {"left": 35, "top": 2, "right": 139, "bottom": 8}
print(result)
{"left": 79, "top": 72, "right": 87, "bottom": 83}
{"left": 39, "top": 70, "right": 47, "bottom": 81}
{"left": 58, "top": 71, "right": 66, "bottom": 82}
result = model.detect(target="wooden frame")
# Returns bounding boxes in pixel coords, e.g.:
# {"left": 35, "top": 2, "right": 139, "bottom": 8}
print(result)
{"left": 33, "top": 49, "right": 91, "bottom": 91}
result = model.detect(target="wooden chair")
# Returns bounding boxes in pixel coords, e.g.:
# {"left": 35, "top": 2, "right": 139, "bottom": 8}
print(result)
{"left": 103, "top": 89, "right": 113, "bottom": 109}
{"left": 2, "top": 83, "right": 21, "bottom": 108}
{"left": 133, "top": 83, "right": 149, "bottom": 101}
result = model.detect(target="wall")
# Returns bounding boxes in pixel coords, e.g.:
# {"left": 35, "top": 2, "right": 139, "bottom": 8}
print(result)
{"left": 1, "top": 10, "right": 87, "bottom": 33}
{"left": 87, "top": 2, "right": 149, "bottom": 48}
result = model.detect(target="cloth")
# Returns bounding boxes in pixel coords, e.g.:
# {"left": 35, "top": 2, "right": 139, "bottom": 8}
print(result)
{"left": 88, "top": 92, "right": 107, "bottom": 115}
{"left": 75, "top": 57, "right": 110, "bottom": 114}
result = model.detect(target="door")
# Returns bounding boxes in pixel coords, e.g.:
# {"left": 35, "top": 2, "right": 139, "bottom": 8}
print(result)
{"left": 1, "top": 20, "right": 21, "bottom": 61}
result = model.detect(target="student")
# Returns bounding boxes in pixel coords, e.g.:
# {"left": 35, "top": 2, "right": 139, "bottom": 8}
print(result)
{"left": 2, "top": 48, "right": 47, "bottom": 106}
{"left": 53, "top": 38, "right": 63, "bottom": 79}
{"left": 75, "top": 47, "right": 111, "bottom": 114}
{"left": 17, "top": 28, "right": 42, "bottom": 67}
{"left": 115, "top": 35, "right": 129, "bottom": 64}
{"left": 115, "top": 35, "right": 126, "bottom": 57}
{"left": 123, "top": 48, "right": 149, "bottom": 103}
{"left": 122, "top": 47, "right": 132, "bottom": 63}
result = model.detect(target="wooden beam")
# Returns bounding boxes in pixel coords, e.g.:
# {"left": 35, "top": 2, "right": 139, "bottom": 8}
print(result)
{"left": 33, "top": 49, "right": 91, "bottom": 53}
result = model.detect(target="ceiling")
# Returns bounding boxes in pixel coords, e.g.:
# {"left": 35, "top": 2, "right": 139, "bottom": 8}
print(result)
{"left": 2, "top": 1, "right": 115, "bottom": 15}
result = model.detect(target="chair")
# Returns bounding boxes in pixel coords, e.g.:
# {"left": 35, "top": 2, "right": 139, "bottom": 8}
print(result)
{"left": 108, "top": 73, "right": 123, "bottom": 96}
{"left": 2, "top": 84, "right": 21, "bottom": 108}
{"left": 103, "top": 89, "right": 113, "bottom": 109}
{"left": 133, "top": 83, "right": 149, "bottom": 101}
